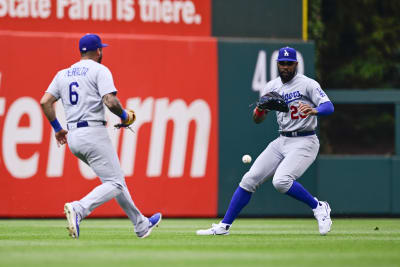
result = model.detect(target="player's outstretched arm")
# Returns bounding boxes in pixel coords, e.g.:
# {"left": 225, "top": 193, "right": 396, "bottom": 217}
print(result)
{"left": 103, "top": 93, "right": 135, "bottom": 126}
{"left": 299, "top": 101, "right": 334, "bottom": 117}
{"left": 253, "top": 107, "right": 268, "bottom": 124}
{"left": 40, "top": 93, "right": 68, "bottom": 146}
{"left": 298, "top": 102, "right": 317, "bottom": 116}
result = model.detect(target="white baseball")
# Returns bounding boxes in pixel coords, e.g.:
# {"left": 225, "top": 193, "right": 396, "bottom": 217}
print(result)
{"left": 242, "top": 154, "right": 252, "bottom": 164}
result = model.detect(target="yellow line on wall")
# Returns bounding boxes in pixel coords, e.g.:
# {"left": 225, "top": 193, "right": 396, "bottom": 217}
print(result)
{"left": 303, "top": 0, "right": 308, "bottom": 41}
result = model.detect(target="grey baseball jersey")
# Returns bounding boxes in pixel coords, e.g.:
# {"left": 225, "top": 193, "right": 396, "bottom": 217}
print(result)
{"left": 261, "top": 74, "right": 330, "bottom": 132}
{"left": 240, "top": 73, "right": 329, "bottom": 194}
{"left": 46, "top": 59, "right": 117, "bottom": 123}
{"left": 46, "top": 59, "right": 150, "bottom": 236}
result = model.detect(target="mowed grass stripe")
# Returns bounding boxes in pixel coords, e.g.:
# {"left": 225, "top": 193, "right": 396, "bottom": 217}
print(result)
{"left": 0, "top": 218, "right": 399, "bottom": 267}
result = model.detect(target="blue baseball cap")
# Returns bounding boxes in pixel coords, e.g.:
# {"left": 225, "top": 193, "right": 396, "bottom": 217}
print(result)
{"left": 277, "top": 46, "right": 297, "bottom": 62}
{"left": 79, "top": 34, "right": 108, "bottom": 52}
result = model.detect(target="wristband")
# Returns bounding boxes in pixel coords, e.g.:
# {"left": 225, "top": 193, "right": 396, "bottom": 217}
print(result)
{"left": 50, "top": 119, "right": 63, "bottom": 133}
{"left": 119, "top": 110, "right": 128, "bottom": 121}
{"left": 254, "top": 108, "right": 266, "bottom": 117}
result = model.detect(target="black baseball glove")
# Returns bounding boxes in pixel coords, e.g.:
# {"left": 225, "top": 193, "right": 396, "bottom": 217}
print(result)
{"left": 256, "top": 92, "right": 289, "bottom": 112}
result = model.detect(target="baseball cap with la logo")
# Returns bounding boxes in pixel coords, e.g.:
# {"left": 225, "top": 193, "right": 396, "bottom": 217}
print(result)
{"left": 79, "top": 34, "right": 108, "bottom": 52}
{"left": 277, "top": 46, "right": 297, "bottom": 62}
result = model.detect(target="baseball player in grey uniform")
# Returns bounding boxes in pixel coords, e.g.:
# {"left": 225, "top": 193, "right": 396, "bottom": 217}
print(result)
{"left": 40, "top": 34, "right": 162, "bottom": 239}
{"left": 197, "top": 47, "right": 334, "bottom": 236}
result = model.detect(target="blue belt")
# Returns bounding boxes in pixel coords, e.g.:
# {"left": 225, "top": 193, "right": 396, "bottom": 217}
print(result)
{"left": 280, "top": 131, "right": 315, "bottom": 137}
{"left": 67, "top": 121, "right": 106, "bottom": 130}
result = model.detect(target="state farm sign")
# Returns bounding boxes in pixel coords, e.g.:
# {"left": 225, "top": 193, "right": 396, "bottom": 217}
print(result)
{"left": 0, "top": 0, "right": 211, "bottom": 36}
{"left": 0, "top": 32, "right": 218, "bottom": 217}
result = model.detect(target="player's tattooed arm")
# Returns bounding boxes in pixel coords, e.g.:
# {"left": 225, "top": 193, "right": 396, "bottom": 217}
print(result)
{"left": 40, "top": 92, "right": 68, "bottom": 146}
{"left": 40, "top": 93, "right": 58, "bottom": 121}
{"left": 102, "top": 92, "right": 125, "bottom": 117}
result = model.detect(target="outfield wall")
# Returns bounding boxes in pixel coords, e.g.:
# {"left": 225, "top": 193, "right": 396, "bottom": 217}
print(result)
{"left": 0, "top": 29, "right": 318, "bottom": 217}
{"left": 2, "top": 32, "right": 398, "bottom": 218}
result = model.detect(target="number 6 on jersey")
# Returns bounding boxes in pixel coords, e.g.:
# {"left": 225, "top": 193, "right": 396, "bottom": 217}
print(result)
{"left": 69, "top": 82, "right": 79, "bottom": 105}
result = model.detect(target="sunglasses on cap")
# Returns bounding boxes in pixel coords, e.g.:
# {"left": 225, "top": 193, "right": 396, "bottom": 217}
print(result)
{"left": 278, "top": 61, "right": 296, "bottom": 66}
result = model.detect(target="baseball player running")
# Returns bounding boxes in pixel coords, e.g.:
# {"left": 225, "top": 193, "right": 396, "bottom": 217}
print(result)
{"left": 197, "top": 46, "right": 334, "bottom": 236}
{"left": 40, "top": 34, "right": 161, "bottom": 239}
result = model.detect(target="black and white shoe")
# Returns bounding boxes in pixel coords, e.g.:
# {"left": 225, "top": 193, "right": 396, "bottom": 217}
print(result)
{"left": 313, "top": 199, "right": 332, "bottom": 235}
{"left": 196, "top": 222, "right": 230, "bottom": 236}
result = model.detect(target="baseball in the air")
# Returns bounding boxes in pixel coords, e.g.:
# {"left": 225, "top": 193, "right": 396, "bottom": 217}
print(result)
{"left": 242, "top": 154, "right": 252, "bottom": 164}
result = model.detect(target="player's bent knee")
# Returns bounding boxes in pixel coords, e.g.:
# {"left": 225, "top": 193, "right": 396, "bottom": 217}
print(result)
{"left": 239, "top": 170, "right": 266, "bottom": 193}
{"left": 239, "top": 181, "right": 256, "bottom": 193}
{"left": 272, "top": 178, "right": 292, "bottom": 194}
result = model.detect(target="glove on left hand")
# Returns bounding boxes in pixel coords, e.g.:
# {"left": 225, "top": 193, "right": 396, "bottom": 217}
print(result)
{"left": 114, "top": 109, "right": 136, "bottom": 129}
{"left": 256, "top": 92, "right": 289, "bottom": 113}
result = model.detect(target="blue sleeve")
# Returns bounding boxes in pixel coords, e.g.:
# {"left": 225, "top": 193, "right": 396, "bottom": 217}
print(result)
{"left": 316, "top": 101, "right": 334, "bottom": 116}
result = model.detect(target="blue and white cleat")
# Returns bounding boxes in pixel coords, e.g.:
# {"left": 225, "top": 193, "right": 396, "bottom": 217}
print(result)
{"left": 64, "top": 203, "right": 80, "bottom": 239}
{"left": 313, "top": 199, "right": 332, "bottom": 235}
{"left": 138, "top": 213, "right": 162, "bottom": 239}
{"left": 196, "top": 222, "right": 230, "bottom": 236}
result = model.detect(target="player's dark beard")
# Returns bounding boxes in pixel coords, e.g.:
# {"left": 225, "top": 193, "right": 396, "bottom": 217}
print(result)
{"left": 278, "top": 68, "right": 297, "bottom": 83}
{"left": 97, "top": 53, "right": 102, "bottom": 64}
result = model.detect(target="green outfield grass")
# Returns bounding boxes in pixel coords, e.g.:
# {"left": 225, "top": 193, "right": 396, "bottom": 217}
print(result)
{"left": 0, "top": 218, "right": 399, "bottom": 267}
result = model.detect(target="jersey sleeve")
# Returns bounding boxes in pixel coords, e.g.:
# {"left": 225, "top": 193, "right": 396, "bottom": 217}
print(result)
{"left": 97, "top": 65, "right": 117, "bottom": 97}
{"left": 45, "top": 72, "right": 61, "bottom": 99}
{"left": 307, "top": 79, "right": 330, "bottom": 106}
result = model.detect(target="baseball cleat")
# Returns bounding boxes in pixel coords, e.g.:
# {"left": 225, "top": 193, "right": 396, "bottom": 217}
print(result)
{"left": 313, "top": 200, "right": 332, "bottom": 235}
{"left": 196, "top": 222, "right": 230, "bottom": 236}
{"left": 138, "top": 213, "right": 162, "bottom": 239}
{"left": 64, "top": 203, "right": 80, "bottom": 239}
